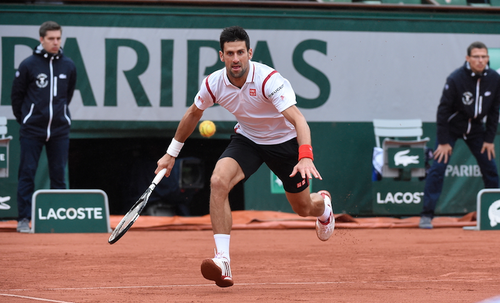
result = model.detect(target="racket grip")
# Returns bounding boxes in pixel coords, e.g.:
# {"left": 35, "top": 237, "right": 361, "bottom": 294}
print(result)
{"left": 153, "top": 168, "right": 167, "bottom": 185}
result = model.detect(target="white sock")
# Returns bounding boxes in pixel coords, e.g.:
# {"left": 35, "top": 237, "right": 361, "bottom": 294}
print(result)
{"left": 214, "top": 234, "right": 230, "bottom": 261}
{"left": 318, "top": 195, "right": 332, "bottom": 222}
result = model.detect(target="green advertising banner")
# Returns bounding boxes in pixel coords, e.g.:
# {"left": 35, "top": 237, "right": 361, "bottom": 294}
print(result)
{"left": 32, "top": 189, "right": 111, "bottom": 233}
{"left": 372, "top": 179, "right": 425, "bottom": 216}
{"left": 471, "top": 189, "right": 500, "bottom": 231}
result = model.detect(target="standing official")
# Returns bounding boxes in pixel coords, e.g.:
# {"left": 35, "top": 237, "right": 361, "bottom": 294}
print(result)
{"left": 11, "top": 21, "right": 77, "bottom": 233}
{"left": 419, "top": 41, "right": 500, "bottom": 229}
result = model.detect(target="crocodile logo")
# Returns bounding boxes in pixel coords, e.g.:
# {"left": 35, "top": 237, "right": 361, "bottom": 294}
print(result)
{"left": 0, "top": 196, "right": 11, "bottom": 210}
{"left": 488, "top": 200, "right": 500, "bottom": 227}
{"left": 394, "top": 149, "right": 419, "bottom": 167}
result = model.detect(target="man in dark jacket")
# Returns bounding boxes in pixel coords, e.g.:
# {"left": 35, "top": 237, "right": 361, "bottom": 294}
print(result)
{"left": 11, "top": 21, "right": 77, "bottom": 233}
{"left": 419, "top": 41, "right": 500, "bottom": 229}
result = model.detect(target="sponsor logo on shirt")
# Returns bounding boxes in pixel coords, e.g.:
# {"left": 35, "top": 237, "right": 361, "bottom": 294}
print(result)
{"left": 268, "top": 84, "right": 284, "bottom": 98}
{"left": 249, "top": 88, "right": 256, "bottom": 96}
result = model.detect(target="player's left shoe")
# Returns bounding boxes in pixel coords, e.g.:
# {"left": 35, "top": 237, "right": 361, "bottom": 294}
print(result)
{"left": 201, "top": 252, "right": 233, "bottom": 287}
{"left": 316, "top": 190, "right": 335, "bottom": 241}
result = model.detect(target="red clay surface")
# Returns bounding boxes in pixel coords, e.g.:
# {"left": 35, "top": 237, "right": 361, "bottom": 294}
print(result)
{"left": 1, "top": 212, "right": 500, "bottom": 303}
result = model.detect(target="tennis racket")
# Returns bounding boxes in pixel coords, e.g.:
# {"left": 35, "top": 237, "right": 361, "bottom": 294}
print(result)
{"left": 108, "top": 168, "right": 167, "bottom": 244}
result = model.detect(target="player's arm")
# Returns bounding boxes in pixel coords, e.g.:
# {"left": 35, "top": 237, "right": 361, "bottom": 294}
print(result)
{"left": 281, "top": 105, "right": 322, "bottom": 180}
{"left": 155, "top": 104, "right": 204, "bottom": 177}
{"left": 173, "top": 104, "right": 205, "bottom": 143}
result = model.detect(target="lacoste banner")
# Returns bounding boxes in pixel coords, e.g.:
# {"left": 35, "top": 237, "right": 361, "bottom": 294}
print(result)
{"left": 31, "top": 189, "right": 111, "bottom": 233}
{"left": 372, "top": 179, "right": 424, "bottom": 215}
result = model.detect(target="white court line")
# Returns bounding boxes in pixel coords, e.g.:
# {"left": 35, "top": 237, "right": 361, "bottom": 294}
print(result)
{"left": 1, "top": 278, "right": 494, "bottom": 293}
{"left": 0, "top": 293, "right": 74, "bottom": 303}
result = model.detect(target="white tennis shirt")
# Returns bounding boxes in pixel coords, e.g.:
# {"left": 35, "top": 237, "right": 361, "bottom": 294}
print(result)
{"left": 194, "top": 61, "right": 297, "bottom": 145}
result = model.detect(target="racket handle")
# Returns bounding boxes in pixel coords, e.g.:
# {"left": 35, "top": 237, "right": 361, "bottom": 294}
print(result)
{"left": 153, "top": 168, "right": 167, "bottom": 185}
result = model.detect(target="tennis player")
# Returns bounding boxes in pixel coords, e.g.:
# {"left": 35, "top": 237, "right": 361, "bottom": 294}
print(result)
{"left": 156, "top": 26, "right": 334, "bottom": 288}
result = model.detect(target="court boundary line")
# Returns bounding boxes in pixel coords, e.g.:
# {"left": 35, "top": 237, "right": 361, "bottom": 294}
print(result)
{"left": 1, "top": 278, "right": 494, "bottom": 293}
{"left": 0, "top": 293, "right": 74, "bottom": 303}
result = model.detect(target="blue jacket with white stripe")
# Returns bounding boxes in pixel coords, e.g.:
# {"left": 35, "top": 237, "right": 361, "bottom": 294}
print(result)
{"left": 436, "top": 62, "right": 500, "bottom": 145}
{"left": 11, "top": 44, "right": 77, "bottom": 141}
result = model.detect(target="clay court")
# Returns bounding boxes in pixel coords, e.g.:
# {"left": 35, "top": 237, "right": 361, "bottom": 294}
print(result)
{"left": 1, "top": 212, "right": 500, "bottom": 303}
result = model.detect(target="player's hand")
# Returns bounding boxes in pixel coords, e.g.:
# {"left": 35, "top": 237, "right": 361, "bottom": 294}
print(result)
{"left": 481, "top": 142, "right": 496, "bottom": 161}
{"left": 155, "top": 153, "right": 176, "bottom": 177}
{"left": 433, "top": 143, "right": 453, "bottom": 163}
{"left": 289, "top": 158, "right": 323, "bottom": 180}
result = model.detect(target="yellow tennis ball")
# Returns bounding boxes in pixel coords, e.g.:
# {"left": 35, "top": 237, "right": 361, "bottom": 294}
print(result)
{"left": 199, "top": 120, "right": 216, "bottom": 138}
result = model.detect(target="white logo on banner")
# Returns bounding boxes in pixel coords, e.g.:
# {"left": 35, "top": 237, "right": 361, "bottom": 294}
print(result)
{"left": 394, "top": 149, "right": 419, "bottom": 167}
{"left": 0, "top": 196, "right": 11, "bottom": 210}
{"left": 376, "top": 192, "right": 423, "bottom": 204}
{"left": 488, "top": 200, "right": 500, "bottom": 227}
{"left": 38, "top": 207, "right": 104, "bottom": 220}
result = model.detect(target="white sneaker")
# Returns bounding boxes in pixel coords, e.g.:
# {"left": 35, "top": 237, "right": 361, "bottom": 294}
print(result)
{"left": 316, "top": 190, "right": 334, "bottom": 241}
{"left": 201, "top": 252, "right": 233, "bottom": 287}
{"left": 419, "top": 216, "right": 433, "bottom": 229}
{"left": 17, "top": 218, "right": 30, "bottom": 233}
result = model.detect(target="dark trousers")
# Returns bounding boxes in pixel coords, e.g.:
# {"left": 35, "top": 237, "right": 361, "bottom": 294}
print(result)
{"left": 421, "top": 135, "right": 499, "bottom": 218}
{"left": 17, "top": 136, "right": 69, "bottom": 220}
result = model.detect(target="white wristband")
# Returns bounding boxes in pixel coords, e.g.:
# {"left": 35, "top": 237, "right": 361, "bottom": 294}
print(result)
{"left": 166, "top": 138, "right": 184, "bottom": 157}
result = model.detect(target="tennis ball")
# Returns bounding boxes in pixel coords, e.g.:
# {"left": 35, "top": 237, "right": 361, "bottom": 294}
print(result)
{"left": 199, "top": 120, "right": 216, "bottom": 138}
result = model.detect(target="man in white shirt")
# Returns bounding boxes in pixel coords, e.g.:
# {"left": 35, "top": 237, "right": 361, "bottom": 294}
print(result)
{"left": 156, "top": 26, "right": 334, "bottom": 288}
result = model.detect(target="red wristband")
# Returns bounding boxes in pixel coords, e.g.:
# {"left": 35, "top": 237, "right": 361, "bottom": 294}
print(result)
{"left": 298, "top": 144, "right": 314, "bottom": 161}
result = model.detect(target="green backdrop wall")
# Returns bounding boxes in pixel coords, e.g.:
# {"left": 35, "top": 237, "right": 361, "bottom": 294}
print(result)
{"left": 1, "top": 3, "right": 499, "bottom": 218}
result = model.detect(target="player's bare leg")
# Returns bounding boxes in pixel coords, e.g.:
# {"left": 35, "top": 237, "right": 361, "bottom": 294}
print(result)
{"left": 209, "top": 157, "right": 244, "bottom": 234}
{"left": 286, "top": 188, "right": 334, "bottom": 241}
{"left": 286, "top": 189, "right": 324, "bottom": 217}
{"left": 201, "top": 157, "right": 244, "bottom": 287}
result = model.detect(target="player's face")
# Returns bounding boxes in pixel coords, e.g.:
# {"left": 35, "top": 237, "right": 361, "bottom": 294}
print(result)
{"left": 40, "top": 30, "right": 62, "bottom": 54}
{"left": 466, "top": 48, "right": 489, "bottom": 74}
{"left": 220, "top": 41, "right": 253, "bottom": 87}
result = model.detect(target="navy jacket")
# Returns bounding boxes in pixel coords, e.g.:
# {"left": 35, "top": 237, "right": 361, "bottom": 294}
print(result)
{"left": 11, "top": 44, "right": 77, "bottom": 141}
{"left": 436, "top": 62, "right": 500, "bottom": 145}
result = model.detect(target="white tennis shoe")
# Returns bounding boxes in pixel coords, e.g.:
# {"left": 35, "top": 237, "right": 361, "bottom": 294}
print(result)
{"left": 17, "top": 218, "right": 30, "bottom": 233}
{"left": 316, "top": 190, "right": 335, "bottom": 241}
{"left": 201, "top": 252, "right": 233, "bottom": 287}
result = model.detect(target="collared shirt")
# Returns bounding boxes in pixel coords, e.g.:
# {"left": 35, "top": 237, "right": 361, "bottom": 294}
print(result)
{"left": 195, "top": 60, "right": 297, "bottom": 145}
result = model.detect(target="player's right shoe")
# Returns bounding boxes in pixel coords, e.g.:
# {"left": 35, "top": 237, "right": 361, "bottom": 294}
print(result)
{"left": 201, "top": 252, "right": 233, "bottom": 287}
{"left": 316, "top": 190, "right": 335, "bottom": 241}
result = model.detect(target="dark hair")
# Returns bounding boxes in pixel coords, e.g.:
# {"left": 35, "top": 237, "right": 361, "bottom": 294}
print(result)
{"left": 39, "top": 21, "right": 62, "bottom": 38}
{"left": 219, "top": 26, "right": 250, "bottom": 52}
{"left": 467, "top": 41, "right": 487, "bottom": 56}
